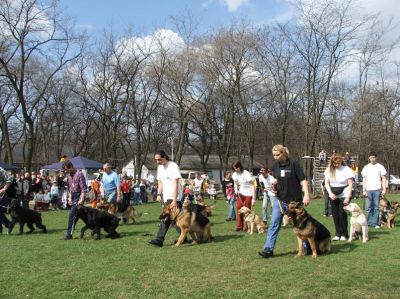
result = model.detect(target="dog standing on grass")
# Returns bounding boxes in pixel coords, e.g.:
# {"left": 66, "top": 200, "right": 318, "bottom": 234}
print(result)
{"left": 8, "top": 198, "right": 47, "bottom": 234}
{"left": 74, "top": 205, "right": 120, "bottom": 240}
{"left": 159, "top": 200, "right": 212, "bottom": 247}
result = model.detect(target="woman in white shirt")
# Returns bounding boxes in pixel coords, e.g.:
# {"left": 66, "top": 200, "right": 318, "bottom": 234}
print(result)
{"left": 324, "top": 154, "right": 354, "bottom": 241}
{"left": 232, "top": 160, "right": 255, "bottom": 231}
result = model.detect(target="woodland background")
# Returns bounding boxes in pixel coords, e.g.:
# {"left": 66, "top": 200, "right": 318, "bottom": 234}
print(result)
{"left": 1, "top": 0, "right": 400, "bottom": 178}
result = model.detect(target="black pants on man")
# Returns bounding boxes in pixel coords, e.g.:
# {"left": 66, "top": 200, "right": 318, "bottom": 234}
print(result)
{"left": 154, "top": 200, "right": 183, "bottom": 244}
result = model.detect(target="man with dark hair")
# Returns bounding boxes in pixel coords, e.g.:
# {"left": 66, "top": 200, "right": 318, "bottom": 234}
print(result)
{"left": 259, "top": 144, "right": 310, "bottom": 258}
{"left": 148, "top": 150, "right": 183, "bottom": 247}
{"left": 361, "top": 151, "right": 387, "bottom": 228}
{"left": 61, "top": 160, "right": 88, "bottom": 240}
{"left": 0, "top": 166, "right": 12, "bottom": 234}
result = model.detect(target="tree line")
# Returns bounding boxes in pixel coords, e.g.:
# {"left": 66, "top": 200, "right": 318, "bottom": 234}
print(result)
{"left": 1, "top": 0, "right": 400, "bottom": 179}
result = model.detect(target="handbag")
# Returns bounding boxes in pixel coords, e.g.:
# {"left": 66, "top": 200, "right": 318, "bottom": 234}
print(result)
{"left": 330, "top": 185, "right": 348, "bottom": 196}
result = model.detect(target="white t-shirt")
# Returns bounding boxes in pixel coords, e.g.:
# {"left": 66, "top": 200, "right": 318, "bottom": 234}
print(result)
{"left": 157, "top": 161, "right": 183, "bottom": 202}
{"left": 193, "top": 177, "right": 203, "bottom": 192}
{"left": 361, "top": 163, "right": 387, "bottom": 191}
{"left": 232, "top": 170, "right": 254, "bottom": 197}
{"left": 258, "top": 174, "right": 276, "bottom": 197}
{"left": 324, "top": 166, "right": 354, "bottom": 198}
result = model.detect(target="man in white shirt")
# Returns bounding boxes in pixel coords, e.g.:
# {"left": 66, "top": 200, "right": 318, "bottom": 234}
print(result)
{"left": 361, "top": 151, "right": 387, "bottom": 228}
{"left": 148, "top": 150, "right": 183, "bottom": 247}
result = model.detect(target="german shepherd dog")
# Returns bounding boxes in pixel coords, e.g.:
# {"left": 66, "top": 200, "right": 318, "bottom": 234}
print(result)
{"left": 159, "top": 200, "right": 212, "bottom": 247}
{"left": 97, "top": 200, "right": 141, "bottom": 224}
{"left": 75, "top": 205, "right": 120, "bottom": 240}
{"left": 380, "top": 196, "right": 400, "bottom": 228}
{"left": 286, "top": 201, "right": 331, "bottom": 258}
{"left": 8, "top": 198, "right": 47, "bottom": 234}
{"left": 196, "top": 197, "right": 216, "bottom": 217}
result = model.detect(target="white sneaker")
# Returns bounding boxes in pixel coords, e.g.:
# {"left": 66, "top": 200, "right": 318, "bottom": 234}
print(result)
{"left": 374, "top": 225, "right": 380, "bottom": 229}
{"left": 340, "top": 236, "right": 347, "bottom": 241}
{"left": 332, "top": 236, "right": 340, "bottom": 241}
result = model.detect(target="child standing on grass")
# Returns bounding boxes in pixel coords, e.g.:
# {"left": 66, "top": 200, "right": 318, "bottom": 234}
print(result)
{"left": 50, "top": 181, "right": 60, "bottom": 210}
{"left": 222, "top": 171, "right": 236, "bottom": 221}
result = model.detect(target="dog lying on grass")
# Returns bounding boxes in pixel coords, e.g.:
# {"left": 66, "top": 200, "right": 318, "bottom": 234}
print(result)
{"left": 159, "top": 200, "right": 212, "bottom": 247}
{"left": 8, "top": 198, "right": 47, "bottom": 235}
{"left": 238, "top": 206, "right": 266, "bottom": 234}
{"left": 343, "top": 203, "right": 368, "bottom": 243}
{"left": 75, "top": 205, "right": 120, "bottom": 240}
{"left": 286, "top": 201, "right": 331, "bottom": 258}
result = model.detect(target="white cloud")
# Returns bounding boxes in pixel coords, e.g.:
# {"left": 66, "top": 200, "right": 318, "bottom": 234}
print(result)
{"left": 116, "top": 29, "right": 185, "bottom": 60}
{"left": 202, "top": 0, "right": 250, "bottom": 12}
{"left": 222, "top": 0, "right": 250, "bottom": 12}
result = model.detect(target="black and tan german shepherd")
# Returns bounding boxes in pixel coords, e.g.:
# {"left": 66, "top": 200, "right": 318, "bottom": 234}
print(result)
{"left": 286, "top": 201, "right": 331, "bottom": 258}
{"left": 159, "top": 200, "right": 212, "bottom": 247}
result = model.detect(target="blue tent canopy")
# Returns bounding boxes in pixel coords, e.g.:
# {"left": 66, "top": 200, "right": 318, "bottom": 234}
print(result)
{"left": 41, "top": 156, "right": 103, "bottom": 170}
{"left": 0, "top": 162, "right": 23, "bottom": 171}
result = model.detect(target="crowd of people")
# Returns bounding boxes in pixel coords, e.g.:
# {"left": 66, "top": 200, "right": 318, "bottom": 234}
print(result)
{"left": 0, "top": 147, "right": 389, "bottom": 258}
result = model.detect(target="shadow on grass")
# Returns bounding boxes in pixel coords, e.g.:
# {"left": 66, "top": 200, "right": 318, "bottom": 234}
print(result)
{"left": 330, "top": 242, "right": 359, "bottom": 254}
{"left": 368, "top": 229, "right": 390, "bottom": 239}
{"left": 211, "top": 233, "right": 244, "bottom": 242}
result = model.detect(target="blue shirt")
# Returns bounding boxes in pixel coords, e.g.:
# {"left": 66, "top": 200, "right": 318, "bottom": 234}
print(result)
{"left": 101, "top": 171, "right": 120, "bottom": 193}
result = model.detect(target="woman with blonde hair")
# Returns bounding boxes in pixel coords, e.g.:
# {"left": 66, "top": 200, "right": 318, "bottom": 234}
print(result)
{"left": 324, "top": 153, "right": 354, "bottom": 241}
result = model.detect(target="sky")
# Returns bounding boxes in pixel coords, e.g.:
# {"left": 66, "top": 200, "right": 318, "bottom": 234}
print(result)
{"left": 59, "top": 0, "right": 400, "bottom": 36}
{"left": 58, "top": 0, "right": 400, "bottom": 82}
{"left": 59, "top": 0, "right": 292, "bottom": 34}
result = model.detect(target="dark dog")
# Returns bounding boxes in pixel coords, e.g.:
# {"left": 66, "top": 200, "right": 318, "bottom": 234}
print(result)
{"left": 159, "top": 200, "right": 212, "bottom": 247}
{"left": 286, "top": 201, "right": 331, "bottom": 258}
{"left": 8, "top": 198, "right": 47, "bottom": 234}
{"left": 75, "top": 205, "right": 120, "bottom": 240}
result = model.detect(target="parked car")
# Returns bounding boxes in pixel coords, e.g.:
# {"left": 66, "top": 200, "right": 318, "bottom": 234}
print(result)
{"left": 389, "top": 174, "right": 400, "bottom": 190}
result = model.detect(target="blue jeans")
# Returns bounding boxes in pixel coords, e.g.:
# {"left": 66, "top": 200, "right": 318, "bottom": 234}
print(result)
{"left": 262, "top": 197, "right": 310, "bottom": 253}
{"left": 105, "top": 189, "right": 117, "bottom": 204}
{"left": 227, "top": 197, "right": 236, "bottom": 220}
{"left": 263, "top": 195, "right": 285, "bottom": 251}
{"left": 262, "top": 193, "right": 271, "bottom": 222}
{"left": 133, "top": 192, "right": 140, "bottom": 205}
{"left": 66, "top": 192, "right": 81, "bottom": 237}
{"left": 366, "top": 190, "right": 380, "bottom": 226}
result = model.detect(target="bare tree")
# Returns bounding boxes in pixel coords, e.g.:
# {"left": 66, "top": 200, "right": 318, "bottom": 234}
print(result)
{"left": 0, "top": 0, "right": 84, "bottom": 171}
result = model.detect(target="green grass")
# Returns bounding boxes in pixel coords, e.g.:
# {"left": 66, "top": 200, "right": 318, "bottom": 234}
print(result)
{"left": 1, "top": 195, "right": 400, "bottom": 299}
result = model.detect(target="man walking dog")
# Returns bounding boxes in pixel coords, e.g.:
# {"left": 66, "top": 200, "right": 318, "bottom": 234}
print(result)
{"left": 61, "top": 160, "right": 88, "bottom": 240}
{"left": 148, "top": 150, "right": 183, "bottom": 247}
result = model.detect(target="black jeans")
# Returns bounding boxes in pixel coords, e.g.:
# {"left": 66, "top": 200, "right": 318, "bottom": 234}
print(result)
{"left": 66, "top": 192, "right": 81, "bottom": 236}
{"left": 0, "top": 194, "right": 11, "bottom": 232}
{"left": 330, "top": 198, "right": 348, "bottom": 238}
{"left": 155, "top": 201, "right": 182, "bottom": 243}
{"left": 323, "top": 191, "right": 331, "bottom": 216}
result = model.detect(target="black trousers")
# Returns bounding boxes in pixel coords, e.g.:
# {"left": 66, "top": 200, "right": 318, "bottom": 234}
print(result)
{"left": 155, "top": 201, "right": 182, "bottom": 243}
{"left": 330, "top": 198, "right": 348, "bottom": 238}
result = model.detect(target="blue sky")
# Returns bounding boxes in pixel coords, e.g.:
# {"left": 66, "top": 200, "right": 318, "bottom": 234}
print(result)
{"left": 59, "top": 0, "right": 291, "bottom": 34}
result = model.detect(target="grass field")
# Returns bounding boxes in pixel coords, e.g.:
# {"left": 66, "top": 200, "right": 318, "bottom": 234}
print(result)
{"left": 1, "top": 195, "right": 400, "bottom": 299}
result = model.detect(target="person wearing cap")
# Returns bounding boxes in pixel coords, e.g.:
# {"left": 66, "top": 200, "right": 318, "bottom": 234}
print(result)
{"left": 0, "top": 166, "right": 12, "bottom": 234}
{"left": 100, "top": 163, "right": 121, "bottom": 214}
{"left": 61, "top": 160, "right": 88, "bottom": 240}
